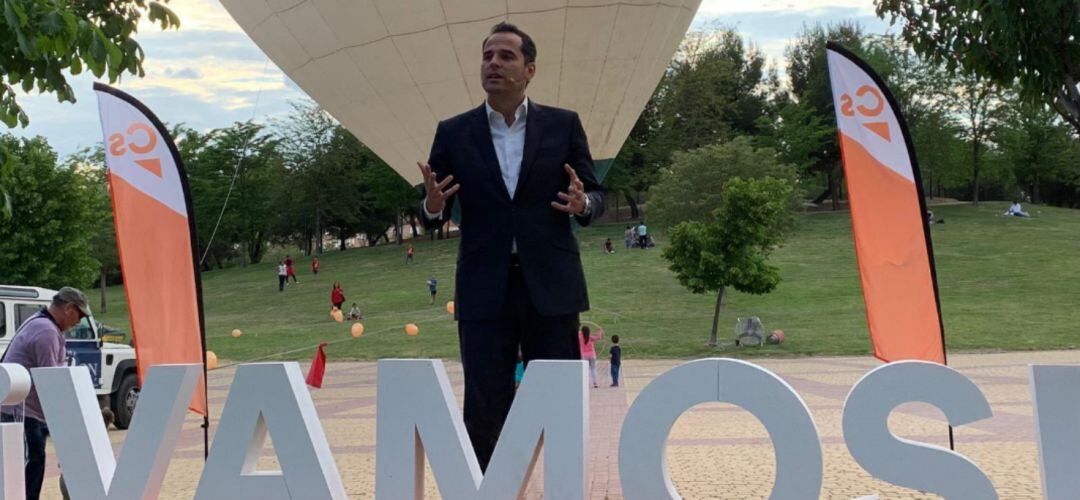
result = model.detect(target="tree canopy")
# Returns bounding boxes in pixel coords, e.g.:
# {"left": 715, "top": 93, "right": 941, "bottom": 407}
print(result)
{"left": 662, "top": 176, "right": 794, "bottom": 346}
{"left": 876, "top": 0, "right": 1080, "bottom": 134}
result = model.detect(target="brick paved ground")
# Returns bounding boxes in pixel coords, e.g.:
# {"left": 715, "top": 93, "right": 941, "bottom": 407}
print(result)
{"left": 36, "top": 350, "right": 1079, "bottom": 498}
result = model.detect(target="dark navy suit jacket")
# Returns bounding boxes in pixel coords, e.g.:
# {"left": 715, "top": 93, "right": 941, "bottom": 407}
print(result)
{"left": 423, "top": 101, "right": 604, "bottom": 321}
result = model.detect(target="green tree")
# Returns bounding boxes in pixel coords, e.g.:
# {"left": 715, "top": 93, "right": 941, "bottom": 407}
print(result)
{"left": 0, "top": 0, "right": 179, "bottom": 222}
{"left": 875, "top": 0, "right": 1080, "bottom": 134}
{"left": 993, "top": 96, "right": 1076, "bottom": 204}
{"left": 0, "top": 0, "right": 179, "bottom": 128}
{"left": 0, "top": 134, "right": 97, "bottom": 288}
{"left": 66, "top": 146, "right": 117, "bottom": 311}
{"left": 607, "top": 28, "right": 770, "bottom": 217}
{"left": 662, "top": 177, "right": 793, "bottom": 347}
{"left": 649, "top": 136, "right": 798, "bottom": 230}
{"left": 784, "top": 21, "right": 865, "bottom": 209}
{"left": 272, "top": 100, "right": 338, "bottom": 254}
{"left": 187, "top": 122, "right": 283, "bottom": 268}
{"left": 910, "top": 108, "right": 968, "bottom": 198}
{"left": 950, "top": 74, "right": 1000, "bottom": 204}
{"left": 759, "top": 99, "right": 833, "bottom": 181}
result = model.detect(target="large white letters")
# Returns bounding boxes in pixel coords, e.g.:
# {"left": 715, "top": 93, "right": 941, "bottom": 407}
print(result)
{"left": 5, "top": 357, "right": 1080, "bottom": 499}
{"left": 194, "top": 362, "right": 346, "bottom": 500}
{"left": 375, "top": 359, "right": 587, "bottom": 500}
{"left": 843, "top": 361, "right": 997, "bottom": 499}
{"left": 0, "top": 364, "right": 30, "bottom": 500}
{"left": 35, "top": 364, "right": 200, "bottom": 500}
{"left": 1029, "top": 365, "right": 1080, "bottom": 499}
{"left": 618, "top": 358, "right": 822, "bottom": 500}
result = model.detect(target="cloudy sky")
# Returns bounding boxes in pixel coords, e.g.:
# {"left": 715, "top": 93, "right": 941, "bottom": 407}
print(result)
{"left": 11, "top": 0, "right": 892, "bottom": 158}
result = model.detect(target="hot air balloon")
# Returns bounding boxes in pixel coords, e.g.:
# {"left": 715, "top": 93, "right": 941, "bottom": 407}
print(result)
{"left": 219, "top": 0, "right": 702, "bottom": 183}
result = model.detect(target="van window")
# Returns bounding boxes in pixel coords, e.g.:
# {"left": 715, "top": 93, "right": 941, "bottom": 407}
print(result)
{"left": 66, "top": 317, "right": 96, "bottom": 341}
{"left": 15, "top": 304, "right": 43, "bottom": 330}
{"left": 0, "top": 302, "right": 5, "bottom": 337}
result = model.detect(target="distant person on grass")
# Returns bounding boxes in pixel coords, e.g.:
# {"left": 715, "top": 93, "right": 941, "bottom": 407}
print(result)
{"left": 637, "top": 221, "right": 648, "bottom": 249}
{"left": 277, "top": 261, "right": 288, "bottom": 292}
{"left": 285, "top": 255, "right": 299, "bottom": 283}
{"left": 311, "top": 257, "right": 320, "bottom": 276}
{"left": 578, "top": 325, "right": 603, "bottom": 388}
{"left": 1005, "top": 201, "right": 1030, "bottom": 217}
{"left": 624, "top": 224, "right": 634, "bottom": 249}
{"left": 348, "top": 302, "right": 363, "bottom": 320}
{"left": 406, "top": 244, "right": 415, "bottom": 264}
{"left": 331, "top": 282, "right": 345, "bottom": 310}
{"left": 427, "top": 277, "right": 438, "bottom": 305}
{"left": 604, "top": 238, "right": 614, "bottom": 254}
{"left": 609, "top": 334, "right": 621, "bottom": 387}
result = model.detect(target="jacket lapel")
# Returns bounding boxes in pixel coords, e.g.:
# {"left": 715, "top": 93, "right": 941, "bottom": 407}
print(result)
{"left": 515, "top": 100, "right": 543, "bottom": 198}
{"left": 469, "top": 104, "right": 511, "bottom": 202}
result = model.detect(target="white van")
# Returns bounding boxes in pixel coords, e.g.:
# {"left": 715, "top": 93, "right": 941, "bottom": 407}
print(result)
{"left": 0, "top": 285, "right": 140, "bottom": 429}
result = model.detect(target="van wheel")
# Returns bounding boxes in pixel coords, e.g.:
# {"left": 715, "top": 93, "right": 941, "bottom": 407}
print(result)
{"left": 112, "top": 373, "right": 139, "bottom": 430}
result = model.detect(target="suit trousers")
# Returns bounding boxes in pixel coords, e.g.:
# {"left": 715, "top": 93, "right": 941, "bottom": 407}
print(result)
{"left": 457, "top": 257, "right": 580, "bottom": 470}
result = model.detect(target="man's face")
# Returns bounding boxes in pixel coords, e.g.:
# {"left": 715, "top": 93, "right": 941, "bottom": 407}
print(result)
{"left": 482, "top": 32, "right": 535, "bottom": 96}
{"left": 58, "top": 302, "right": 85, "bottom": 331}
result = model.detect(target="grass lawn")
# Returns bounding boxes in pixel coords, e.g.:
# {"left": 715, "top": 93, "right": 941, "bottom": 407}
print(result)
{"left": 91, "top": 201, "right": 1080, "bottom": 363}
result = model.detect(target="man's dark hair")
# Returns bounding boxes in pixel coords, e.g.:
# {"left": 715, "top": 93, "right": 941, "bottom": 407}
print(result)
{"left": 484, "top": 22, "right": 537, "bottom": 64}
{"left": 612, "top": 335, "right": 620, "bottom": 344}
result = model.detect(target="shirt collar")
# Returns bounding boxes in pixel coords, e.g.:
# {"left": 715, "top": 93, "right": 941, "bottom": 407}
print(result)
{"left": 485, "top": 97, "right": 529, "bottom": 127}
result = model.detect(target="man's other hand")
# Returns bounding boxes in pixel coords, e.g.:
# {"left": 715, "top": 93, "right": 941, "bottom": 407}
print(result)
{"left": 551, "top": 164, "right": 588, "bottom": 215}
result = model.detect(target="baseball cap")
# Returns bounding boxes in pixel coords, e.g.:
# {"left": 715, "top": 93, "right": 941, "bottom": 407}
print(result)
{"left": 56, "top": 287, "right": 91, "bottom": 318}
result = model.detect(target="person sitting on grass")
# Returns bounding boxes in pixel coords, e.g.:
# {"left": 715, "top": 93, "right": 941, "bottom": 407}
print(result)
{"left": 1004, "top": 201, "right": 1030, "bottom": 217}
{"left": 348, "top": 303, "right": 363, "bottom": 320}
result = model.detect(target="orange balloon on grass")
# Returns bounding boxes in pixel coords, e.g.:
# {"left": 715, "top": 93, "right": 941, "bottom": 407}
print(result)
{"left": 446, "top": 301, "right": 455, "bottom": 314}
{"left": 351, "top": 323, "right": 364, "bottom": 338}
{"left": 405, "top": 324, "right": 419, "bottom": 336}
{"left": 206, "top": 351, "right": 218, "bottom": 370}
{"left": 231, "top": 329, "right": 242, "bottom": 338}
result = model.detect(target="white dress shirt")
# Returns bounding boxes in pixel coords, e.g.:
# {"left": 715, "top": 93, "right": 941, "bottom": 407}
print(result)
{"left": 487, "top": 97, "right": 529, "bottom": 200}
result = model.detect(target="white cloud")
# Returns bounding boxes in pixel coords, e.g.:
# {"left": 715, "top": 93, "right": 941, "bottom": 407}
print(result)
{"left": 137, "top": 0, "right": 243, "bottom": 33}
{"left": 697, "top": 0, "right": 876, "bottom": 16}
{"left": 8, "top": 0, "right": 893, "bottom": 158}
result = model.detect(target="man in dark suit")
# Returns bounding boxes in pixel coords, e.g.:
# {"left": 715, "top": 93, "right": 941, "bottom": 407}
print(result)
{"left": 418, "top": 21, "right": 604, "bottom": 469}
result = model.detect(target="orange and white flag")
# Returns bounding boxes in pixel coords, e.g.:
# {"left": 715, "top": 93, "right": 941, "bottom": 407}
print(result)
{"left": 826, "top": 43, "right": 946, "bottom": 364}
{"left": 95, "top": 83, "right": 208, "bottom": 415}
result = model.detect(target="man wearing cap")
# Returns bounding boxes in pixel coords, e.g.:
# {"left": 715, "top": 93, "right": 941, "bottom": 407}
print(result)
{"left": 2, "top": 287, "right": 88, "bottom": 500}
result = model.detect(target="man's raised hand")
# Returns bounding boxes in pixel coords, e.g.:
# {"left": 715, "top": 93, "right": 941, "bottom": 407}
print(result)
{"left": 419, "top": 161, "right": 459, "bottom": 215}
{"left": 551, "top": 164, "right": 588, "bottom": 215}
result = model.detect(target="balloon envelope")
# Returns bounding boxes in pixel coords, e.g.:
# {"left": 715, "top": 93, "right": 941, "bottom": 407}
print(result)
{"left": 405, "top": 323, "right": 420, "bottom": 336}
{"left": 446, "top": 301, "right": 455, "bottom": 314}
{"left": 219, "top": 0, "right": 702, "bottom": 184}
{"left": 231, "top": 328, "right": 242, "bottom": 338}
{"left": 351, "top": 322, "right": 365, "bottom": 338}
{"left": 206, "top": 351, "right": 218, "bottom": 370}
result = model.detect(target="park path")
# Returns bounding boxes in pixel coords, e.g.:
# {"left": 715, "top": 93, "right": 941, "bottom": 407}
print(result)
{"left": 39, "top": 350, "right": 1073, "bottom": 498}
